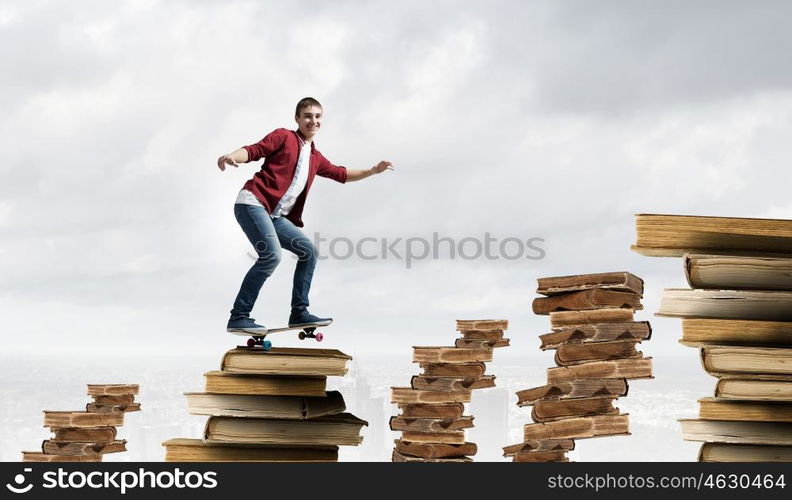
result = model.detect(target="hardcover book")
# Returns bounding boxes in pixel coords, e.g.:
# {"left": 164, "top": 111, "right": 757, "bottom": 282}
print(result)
{"left": 220, "top": 348, "right": 352, "bottom": 376}
{"left": 536, "top": 272, "right": 644, "bottom": 297}
{"left": 203, "top": 413, "right": 367, "bottom": 446}
{"left": 685, "top": 253, "right": 792, "bottom": 291}
{"left": 546, "top": 358, "right": 653, "bottom": 383}
{"left": 632, "top": 213, "right": 792, "bottom": 256}
{"left": 203, "top": 371, "right": 327, "bottom": 396}
{"left": 162, "top": 438, "right": 338, "bottom": 462}
{"left": 517, "top": 378, "right": 628, "bottom": 406}
{"left": 549, "top": 309, "right": 635, "bottom": 329}
{"left": 533, "top": 289, "right": 642, "bottom": 315}
{"left": 659, "top": 289, "right": 792, "bottom": 322}
{"left": 681, "top": 318, "right": 792, "bottom": 346}
{"left": 184, "top": 391, "right": 345, "bottom": 419}
{"left": 393, "top": 439, "right": 477, "bottom": 459}
{"left": 539, "top": 322, "right": 651, "bottom": 350}
{"left": 679, "top": 419, "right": 792, "bottom": 445}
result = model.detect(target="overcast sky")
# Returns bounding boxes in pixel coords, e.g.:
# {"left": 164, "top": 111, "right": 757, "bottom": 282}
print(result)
{"left": 2, "top": 0, "right": 792, "bottom": 363}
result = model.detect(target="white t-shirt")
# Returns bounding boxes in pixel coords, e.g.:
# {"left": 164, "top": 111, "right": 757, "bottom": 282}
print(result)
{"left": 235, "top": 139, "right": 312, "bottom": 218}
{"left": 235, "top": 188, "right": 263, "bottom": 206}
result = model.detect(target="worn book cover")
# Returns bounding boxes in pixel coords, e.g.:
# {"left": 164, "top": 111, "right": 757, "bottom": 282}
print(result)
{"left": 685, "top": 253, "right": 792, "bottom": 291}
{"left": 537, "top": 272, "right": 644, "bottom": 297}
{"left": 517, "top": 378, "right": 628, "bottom": 406}
{"left": 185, "top": 391, "right": 346, "bottom": 419}
{"left": 540, "top": 322, "right": 651, "bottom": 350}
{"left": 220, "top": 347, "right": 352, "bottom": 376}
{"left": 547, "top": 358, "right": 653, "bottom": 383}
{"left": 681, "top": 318, "right": 792, "bottom": 346}
{"left": 659, "top": 289, "right": 792, "bottom": 322}
{"left": 632, "top": 213, "right": 792, "bottom": 256}
{"left": 533, "top": 289, "right": 643, "bottom": 315}
{"left": 162, "top": 438, "right": 339, "bottom": 462}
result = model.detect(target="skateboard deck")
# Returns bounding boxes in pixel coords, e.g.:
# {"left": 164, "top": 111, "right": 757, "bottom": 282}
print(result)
{"left": 229, "top": 321, "right": 331, "bottom": 351}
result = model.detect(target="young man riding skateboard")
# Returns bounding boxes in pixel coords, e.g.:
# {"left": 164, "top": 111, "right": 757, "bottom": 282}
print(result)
{"left": 217, "top": 97, "right": 392, "bottom": 334}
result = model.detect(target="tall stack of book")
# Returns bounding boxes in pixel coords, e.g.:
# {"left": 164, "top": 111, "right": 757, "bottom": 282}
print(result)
{"left": 163, "top": 347, "right": 367, "bottom": 462}
{"left": 634, "top": 213, "right": 792, "bottom": 462}
{"left": 22, "top": 384, "right": 141, "bottom": 462}
{"left": 390, "top": 319, "right": 510, "bottom": 462}
{"left": 504, "top": 272, "right": 654, "bottom": 462}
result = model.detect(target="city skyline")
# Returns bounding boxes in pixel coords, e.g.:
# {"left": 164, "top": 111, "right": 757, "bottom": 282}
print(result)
{"left": 1, "top": 351, "right": 710, "bottom": 462}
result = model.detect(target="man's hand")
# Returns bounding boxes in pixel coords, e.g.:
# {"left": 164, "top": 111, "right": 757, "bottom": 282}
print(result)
{"left": 346, "top": 161, "right": 394, "bottom": 182}
{"left": 217, "top": 148, "right": 249, "bottom": 171}
{"left": 371, "top": 161, "right": 394, "bottom": 174}
{"left": 217, "top": 154, "right": 239, "bottom": 171}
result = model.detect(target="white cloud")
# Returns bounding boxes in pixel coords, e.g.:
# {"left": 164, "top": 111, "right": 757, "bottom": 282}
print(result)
{"left": 2, "top": 1, "right": 792, "bottom": 357}
{"left": 0, "top": 201, "right": 10, "bottom": 226}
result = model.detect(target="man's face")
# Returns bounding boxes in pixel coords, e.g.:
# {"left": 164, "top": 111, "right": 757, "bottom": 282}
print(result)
{"left": 295, "top": 105, "right": 322, "bottom": 140}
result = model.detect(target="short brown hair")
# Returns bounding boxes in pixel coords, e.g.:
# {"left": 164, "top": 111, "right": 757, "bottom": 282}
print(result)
{"left": 295, "top": 97, "right": 322, "bottom": 117}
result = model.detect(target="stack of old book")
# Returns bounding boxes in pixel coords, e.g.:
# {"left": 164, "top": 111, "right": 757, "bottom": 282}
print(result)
{"left": 163, "top": 347, "right": 367, "bottom": 462}
{"left": 504, "top": 272, "right": 654, "bottom": 462}
{"left": 22, "top": 384, "right": 140, "bottom": 462}
{"left": 634, "top": 213, "right": 792, "bottom": 462}
{"left": 389, "top": 320, "right": 509, "bottom": 462}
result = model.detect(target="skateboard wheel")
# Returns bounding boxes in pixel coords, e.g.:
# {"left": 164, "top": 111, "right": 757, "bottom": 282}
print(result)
{"left": 315, "top": 332, "right": 323, "bottom": 342}
{"left": 262, "top": 340, "right": 272, "bottom": 351}
{"left": 298, "top": 331, "right": 306, "bottom": 340}
{"left": 247, "top": 338, "right": 256, "bottom": 348}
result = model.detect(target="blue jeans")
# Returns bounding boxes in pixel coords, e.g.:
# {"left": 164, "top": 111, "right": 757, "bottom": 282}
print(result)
{"left": 229, "top": 203, "right": 317, "bottom": 321}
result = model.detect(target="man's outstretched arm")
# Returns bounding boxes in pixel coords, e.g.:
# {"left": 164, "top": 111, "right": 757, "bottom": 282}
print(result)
{"left": 217, "top": 148, "right": 250, "bottom": 171}
{"left": 346, "top": 161, "right": 394, "bottom": 182}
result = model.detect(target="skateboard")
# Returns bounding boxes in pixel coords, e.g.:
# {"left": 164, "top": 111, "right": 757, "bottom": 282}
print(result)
{"left": 229, "top": 321, "right": 330, "bottom": 351}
